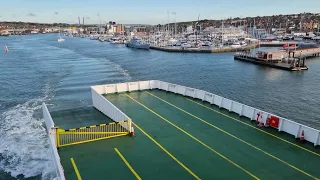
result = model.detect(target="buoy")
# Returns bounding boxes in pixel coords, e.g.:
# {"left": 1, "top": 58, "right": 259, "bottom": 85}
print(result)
{"left": 264, "top": 118, "right": 270, "bottom": 127}
{"left": 300, "top": 130, "right": 305, "bottom": 141}
{"left": 4, "top": 45, "right": 8, "bottom": 53}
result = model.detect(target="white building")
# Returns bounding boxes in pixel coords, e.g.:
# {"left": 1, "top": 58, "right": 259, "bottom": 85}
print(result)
{"left": 106, "top": 24, "right": 117, "bottom": 34}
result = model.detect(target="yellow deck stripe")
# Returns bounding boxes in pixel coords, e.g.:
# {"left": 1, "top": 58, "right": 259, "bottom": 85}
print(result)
{"left": 146, "top": 92, "right": 319, "bottom": 180}
{"left": 133, "top": 122, "right": 200, "bottom": 180}
{"left": 114, "top": 148, "right": 142, "bottom": 180}
{"left": 184, "top": 97, "right": 320, "bottom": 157}
{"left": 70, "top": 158, "right": 82, "bottom": 180}
{"left": 126, "top": 94, "right": 259, "bottom": 180}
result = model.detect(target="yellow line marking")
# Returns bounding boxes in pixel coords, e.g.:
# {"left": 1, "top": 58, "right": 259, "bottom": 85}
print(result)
{"left": 133, "top": 122, "right": 200, "bottom": 180}
{"left": 184, "top": 97, "right": 320, "bottom": 157}
{"left": 70, "top": 158, "right": 82, "bottom": 180}
{"left": 125, "top": 94, "right": 259, "bottom": 180}
{"left": 146, "top": 91, "right": 319, "bottom": 180}
{"left": 114, "top": 148, "right": 142, "bottom": 180}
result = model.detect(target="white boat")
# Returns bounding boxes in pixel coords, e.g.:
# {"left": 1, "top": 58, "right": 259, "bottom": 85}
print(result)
{"left": 111, "top": 40, "right": 121, "bottom": 44}
{"left": 240, "top": 41, "right": 247, "bottom": 46}
{"left": 167, "top": 38, "right": 178, "bottom": 46}
{"left": 58, "top": 37, "right": 65, "bottom": 42}
{"left": 181, "top": 43, "right": 192, "bottom": 49}
{"left": 110, "top": 38, "right": 123, "bottom": 44}
{"left": 312, "top": 36, "right": 320, "bottom": 40}
{"left": 231, "top": 42, "right": 241, "bottom": 48}
{"left": 57, "top": 26, "right": 65, "bottom": 42}
{"left": 126, "top": 37, "right": 150, "bottom": 50}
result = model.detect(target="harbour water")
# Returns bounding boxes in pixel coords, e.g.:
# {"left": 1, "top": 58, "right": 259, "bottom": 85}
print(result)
{"left": 0, "top": 34, "right": 320, "bottom": 179}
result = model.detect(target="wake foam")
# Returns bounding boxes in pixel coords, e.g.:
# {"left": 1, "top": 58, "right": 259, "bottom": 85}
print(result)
{"left": 106, "top": 58, "right": 132, "bottom": 81}
{"left": 0, "top": 94, "right": 56, "bottom": 179}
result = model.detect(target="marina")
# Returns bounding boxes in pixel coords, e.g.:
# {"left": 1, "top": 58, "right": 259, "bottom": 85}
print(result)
{"left": 44, "top": 80, "right": 320, "bottom": 180}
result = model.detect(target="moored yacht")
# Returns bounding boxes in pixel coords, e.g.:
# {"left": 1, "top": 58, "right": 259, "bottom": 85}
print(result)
{"left": 126, "top": 37, "right": 150, "bottom": 49}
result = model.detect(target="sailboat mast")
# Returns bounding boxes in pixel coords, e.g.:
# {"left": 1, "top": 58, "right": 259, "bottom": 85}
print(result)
{"left": 196, "top": 14, "right": 200, "bottom": 46}
{"left": 253, "top": 18, "right": 256, "bottom": 38}
{"left": 222, "top": 20, "right": 224, "bottom": 46}
{"left": 167, "top": 11, "right": 169, "bottom": 34}
{"left": 98, "top": 13, "right": 101, "bottom": 34}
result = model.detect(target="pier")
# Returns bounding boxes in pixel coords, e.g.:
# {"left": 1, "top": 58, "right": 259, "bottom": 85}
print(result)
{"left": 234, "top": 54, "right": 308, "bottom": 71}
{"left": 233, "top": 46, "right": 320, "bottom": 71}
{"left": 260, "top": 41, "right": 298, "bottom": 47}
{"left": 150, "top": 44, "right": 258, "bottom": 53}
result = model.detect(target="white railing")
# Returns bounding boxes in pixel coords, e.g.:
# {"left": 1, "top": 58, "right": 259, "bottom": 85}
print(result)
{"left": 91, "top": 80, "right": 320, "bottom": 146}
{"left": 43, "top": 103, "right": 55, "bottom": 133}
{"left": 90, "top": 86, "right": 132, "bottom": 132}
{"left": 42, "top": 103, "right": 66, "bottom": 180}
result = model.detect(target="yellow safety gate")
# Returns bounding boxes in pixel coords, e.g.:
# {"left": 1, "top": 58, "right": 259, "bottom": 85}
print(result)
{"left": 56, "top": 120, "right": 130, "bottom": 147}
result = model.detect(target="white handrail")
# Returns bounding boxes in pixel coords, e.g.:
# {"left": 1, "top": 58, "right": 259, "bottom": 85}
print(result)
{"left": 42, "top": 103, "right": 66, "bottom": 180}
{"left": 91, "top": 80, "right": 320, "bottom": 146}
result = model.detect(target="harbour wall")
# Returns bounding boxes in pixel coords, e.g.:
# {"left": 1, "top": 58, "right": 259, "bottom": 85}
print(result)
{"left": 150, "top": 44, "right": 258, "bottom": 53}
{"left": 92, "top": 80, "right": 320, "bottom": 147}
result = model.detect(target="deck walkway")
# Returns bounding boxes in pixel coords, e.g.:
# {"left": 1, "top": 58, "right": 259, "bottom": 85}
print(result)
{"left": 55, "top": 90, "right": 320, "bottom": 180}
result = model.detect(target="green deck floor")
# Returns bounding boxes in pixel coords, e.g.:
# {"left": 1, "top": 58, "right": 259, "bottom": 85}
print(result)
{"left": 55, "top": 89, "right": 320, "bottom": 180}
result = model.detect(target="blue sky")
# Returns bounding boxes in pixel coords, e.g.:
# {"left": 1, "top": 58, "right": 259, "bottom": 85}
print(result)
{"left": 0, "top": 0, "right": 320, "bottom": 24}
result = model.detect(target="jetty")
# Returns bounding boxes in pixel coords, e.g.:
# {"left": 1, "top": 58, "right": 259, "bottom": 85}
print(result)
{"left": 260, "top": 41, "right": 298, "bottom": 47}
{"left": 234, "top": 51, "right": 308, "bottom": 71}
{"left": 150, "top": 44, "right": 258, "bottom": 53}
{"left": 234, "top": 44, "right": 320, "bottom": 71}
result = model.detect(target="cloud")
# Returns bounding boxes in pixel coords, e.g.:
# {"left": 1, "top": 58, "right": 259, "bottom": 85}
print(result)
{"left": 27, "top": 13, "right": 36, "bottom": 17}
{"left": 12, "top": 14, "right": 18, "bottom": 17}
{"left": 54, "top": 12, "right": 58, "bottom": 15}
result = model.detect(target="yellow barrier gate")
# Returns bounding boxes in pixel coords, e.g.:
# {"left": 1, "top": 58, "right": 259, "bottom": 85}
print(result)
{"left": 56, "top": 120, "right": 130, "bottom": 147}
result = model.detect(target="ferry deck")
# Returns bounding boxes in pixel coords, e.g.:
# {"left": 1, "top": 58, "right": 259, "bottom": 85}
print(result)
{"left": 50, "top": 88, "right": 320, "bottom": 180}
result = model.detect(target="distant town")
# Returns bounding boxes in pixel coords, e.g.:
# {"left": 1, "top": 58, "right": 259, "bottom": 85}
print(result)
{"left": 1, "top": 12, "right": 320, "bottom": 36}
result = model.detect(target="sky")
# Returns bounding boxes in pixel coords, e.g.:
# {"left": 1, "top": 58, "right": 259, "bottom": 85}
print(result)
{"left": 0, "top": 0, "right": 320, "bottom": 25}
